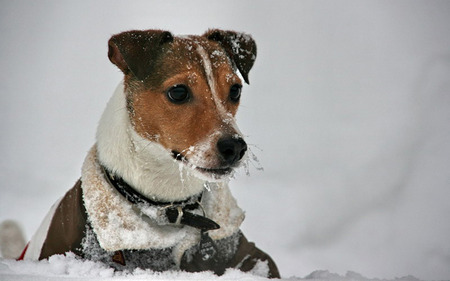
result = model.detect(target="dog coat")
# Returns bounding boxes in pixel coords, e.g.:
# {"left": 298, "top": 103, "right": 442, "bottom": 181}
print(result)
{"left": 20, "top": 146, "right": 279, "bottom": 278}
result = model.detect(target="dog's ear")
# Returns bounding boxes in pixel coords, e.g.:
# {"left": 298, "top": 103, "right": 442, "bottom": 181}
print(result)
{"left": 204, "top": 29, "right": 257, "bottom": 84}
{"left": 108, "top": 30, "right": 174, "bottom": 81}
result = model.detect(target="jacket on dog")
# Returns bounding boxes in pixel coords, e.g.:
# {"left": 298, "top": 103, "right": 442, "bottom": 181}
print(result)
{"left": 22, "top": 146, "right": 278, "bottom": 277}
{"left": 20, "top": 29, "right": 280, "bottom": 278}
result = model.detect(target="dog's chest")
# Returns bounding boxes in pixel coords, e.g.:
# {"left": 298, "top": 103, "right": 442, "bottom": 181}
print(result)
{"left": 81, "top": 225, "right": 177, "bottom": 271}
{"left": 81, "top": 224, "right": 242, "bottom": 273}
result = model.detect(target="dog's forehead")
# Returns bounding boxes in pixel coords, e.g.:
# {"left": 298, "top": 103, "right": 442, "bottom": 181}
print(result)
{"left": 170, "top": 36, "right": 232, "bottom": 71}
{"left": 140, "top": 35, "right": 239, "bottom": 91}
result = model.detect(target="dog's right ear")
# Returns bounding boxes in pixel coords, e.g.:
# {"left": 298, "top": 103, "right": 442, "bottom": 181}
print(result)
{"left": 108, "top": 30, "right": 174, "bottom": 81}
{"left": 204, "top": 29, "right": 257, "bottom": 84}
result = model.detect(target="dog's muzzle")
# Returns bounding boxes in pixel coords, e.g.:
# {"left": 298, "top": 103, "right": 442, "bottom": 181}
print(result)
{"left": 171, "top": 135, "right": 247, "bottom": 179}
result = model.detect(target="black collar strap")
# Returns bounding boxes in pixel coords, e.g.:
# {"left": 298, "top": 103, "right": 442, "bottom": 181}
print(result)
{"left": 101, "top": 165, "right": 220, "bottom": 231}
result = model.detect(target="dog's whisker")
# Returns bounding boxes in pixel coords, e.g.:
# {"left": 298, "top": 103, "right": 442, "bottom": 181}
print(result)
{"left": 235, "top": 145, "right": 264, "bottom": 177}
{"left": 247, "top": 142, "right": 263, "bottom": 152}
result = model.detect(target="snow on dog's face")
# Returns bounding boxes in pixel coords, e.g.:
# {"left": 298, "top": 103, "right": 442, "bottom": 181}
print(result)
{"left": 107, "top": 29, "right": 257, "bottom": 181}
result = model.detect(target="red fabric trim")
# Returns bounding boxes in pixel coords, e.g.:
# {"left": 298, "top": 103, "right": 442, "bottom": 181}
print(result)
{"left": 17, "top": 242, "right": 29, "bottom": 260}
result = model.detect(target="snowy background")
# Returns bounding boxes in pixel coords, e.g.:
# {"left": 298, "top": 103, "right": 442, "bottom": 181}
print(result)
{"left": 1, "top": 0, "right": 450, "bottom": 280}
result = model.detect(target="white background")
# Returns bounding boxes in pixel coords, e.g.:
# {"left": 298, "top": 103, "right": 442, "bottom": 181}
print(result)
{"left": 1, "top": 1, "right": 449, "bottom": 280}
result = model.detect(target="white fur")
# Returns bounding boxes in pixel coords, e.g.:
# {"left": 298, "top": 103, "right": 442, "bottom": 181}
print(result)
{"left": 96, "top": 81, "right": 206, "bottom": 202}
{"left": 196, "top": 45, "right": 222, "bottom": 114}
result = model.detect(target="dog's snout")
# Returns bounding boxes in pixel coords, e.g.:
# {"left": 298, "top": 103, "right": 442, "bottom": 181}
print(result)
{"left": 217, "top": 137, "right": 247, "bottom": 166}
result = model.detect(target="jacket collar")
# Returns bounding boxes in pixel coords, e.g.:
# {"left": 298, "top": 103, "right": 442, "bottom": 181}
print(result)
{"left": 101, "top": 165, "right": 220, "bottom": 231}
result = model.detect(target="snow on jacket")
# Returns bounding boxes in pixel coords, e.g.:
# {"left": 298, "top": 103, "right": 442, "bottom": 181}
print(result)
{"left": 20, "top": 146, "right": 279, "bottom": 278}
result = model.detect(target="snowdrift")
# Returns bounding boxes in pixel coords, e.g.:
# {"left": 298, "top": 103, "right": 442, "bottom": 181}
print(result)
{"left": 0, "top": 254, "right": 422, "bottom": 281}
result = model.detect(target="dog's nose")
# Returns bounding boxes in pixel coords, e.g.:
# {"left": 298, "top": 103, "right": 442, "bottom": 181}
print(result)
{"left": 217, "top": 136, "right": 247, "bottom": 166}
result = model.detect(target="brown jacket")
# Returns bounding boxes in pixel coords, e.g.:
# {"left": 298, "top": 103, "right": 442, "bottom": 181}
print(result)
{"left": 27, "top": 180, "right": 279, "bottom": 278}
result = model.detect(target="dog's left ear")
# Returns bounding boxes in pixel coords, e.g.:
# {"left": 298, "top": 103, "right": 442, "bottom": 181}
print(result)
{"left": 204, "top": 29, "right": 257, "bottom": 84}
{"left": 108, "top": 29, "right": 174, "bottom": 81}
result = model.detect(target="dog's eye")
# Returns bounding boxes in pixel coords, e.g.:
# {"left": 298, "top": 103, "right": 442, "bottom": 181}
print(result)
{"left": 229, "top": 84, "right": 242, "bottom": 102}
{"left": 166, "top": 85, "right": 190, "bottom": 104}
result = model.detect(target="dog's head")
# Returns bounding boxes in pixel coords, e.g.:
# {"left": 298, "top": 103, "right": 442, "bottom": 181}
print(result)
{"left": 107, "top": 29, "right": 257, "bottom": 181}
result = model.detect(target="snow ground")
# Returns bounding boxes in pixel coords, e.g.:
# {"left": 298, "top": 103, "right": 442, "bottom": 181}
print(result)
{"left": 1, "top": 1, "right": 450, "bottom": 280}
{"left": 0, "top": 254, "right": 422, "bottom": 281}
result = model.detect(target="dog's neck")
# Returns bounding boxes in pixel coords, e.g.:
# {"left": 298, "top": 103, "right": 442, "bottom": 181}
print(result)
{"left": 95, "top": 81, "right": 208, "bottom": 202}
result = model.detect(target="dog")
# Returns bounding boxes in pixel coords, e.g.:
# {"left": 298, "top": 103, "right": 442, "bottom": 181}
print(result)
{"left": 4, "top": 29, "right": 279, "bottom": 278}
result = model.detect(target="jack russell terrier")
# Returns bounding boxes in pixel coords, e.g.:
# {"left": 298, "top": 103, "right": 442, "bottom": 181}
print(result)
{"left": 10, "top": 29, "right": 279, "bottom": 278}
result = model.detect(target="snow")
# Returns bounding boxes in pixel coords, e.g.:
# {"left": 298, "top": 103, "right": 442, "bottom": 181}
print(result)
{"left": 1, "top": 0, "right": 450, "bottom": 280}
{"left": 0, "top": 254, "right": 422, "bottom": 281}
